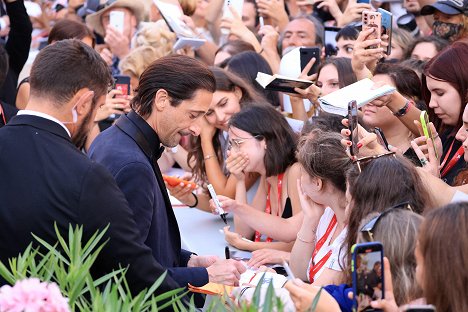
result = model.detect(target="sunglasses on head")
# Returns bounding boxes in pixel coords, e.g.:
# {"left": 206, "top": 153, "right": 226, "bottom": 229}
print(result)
{"left": 354, "top": 151, "right": 396, "bottom": 173}
{"left": 360, "top": 201, "right": 413, "bottom": 241}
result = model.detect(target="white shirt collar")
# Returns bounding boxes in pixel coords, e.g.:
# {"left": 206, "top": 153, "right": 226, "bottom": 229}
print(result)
{"left": 17, "top": 110, "right": 71, "bottom": 137}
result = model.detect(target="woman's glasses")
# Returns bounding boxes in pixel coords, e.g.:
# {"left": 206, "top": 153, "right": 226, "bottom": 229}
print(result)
{"left": 228, "top": 135, "right": 262, "bottom": 150}
{"left": 360, "top": 201, "right": 413, "bottom": 240}
{"left": 354, "top": 151, "right": 396, "bottom": 173}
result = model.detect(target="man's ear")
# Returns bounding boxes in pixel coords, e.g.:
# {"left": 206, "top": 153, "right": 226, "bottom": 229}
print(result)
{"left": 154, "top": 89, "right": 169, "bottom": 112}
{"left": 74, "top": 89, "right": 95, "bottom": 115}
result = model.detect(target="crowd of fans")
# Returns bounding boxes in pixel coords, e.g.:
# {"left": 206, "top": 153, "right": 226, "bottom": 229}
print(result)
{"left": 0, "top": 0, "right": 467, "bottom": 311}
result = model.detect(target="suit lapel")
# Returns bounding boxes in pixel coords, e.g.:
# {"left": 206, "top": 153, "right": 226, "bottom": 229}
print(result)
{"left": 115, "top": 114, "right": 182, "bottom": 251}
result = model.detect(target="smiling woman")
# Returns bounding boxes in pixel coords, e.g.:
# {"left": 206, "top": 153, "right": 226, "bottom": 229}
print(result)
{"left": 187, "top": 67, "right": 266, "bottom": 198}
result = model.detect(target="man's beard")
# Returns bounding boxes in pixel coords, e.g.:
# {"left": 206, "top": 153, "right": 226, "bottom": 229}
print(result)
{"left": 71, "top": 108, "right": 94, "bottom": 150}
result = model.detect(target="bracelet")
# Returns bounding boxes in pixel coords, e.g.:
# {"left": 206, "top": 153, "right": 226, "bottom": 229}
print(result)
{"left": 393, "top": 99, "right": 413, "bottom": 117}
{"left": 204, "top": 154, "right": 215, "bottom": 160}
{"left": 188, "top": 193, "right": 198, "bottom": 208}
{"left": 296, "top": 232, "right": 315, "bottom": 244}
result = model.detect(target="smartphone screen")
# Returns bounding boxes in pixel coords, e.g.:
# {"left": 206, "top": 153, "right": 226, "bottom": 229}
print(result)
{"left": 362, "top": 11, "right": 382, "bottom": 49}
{"left": 114, "top": 75, "right": 131, "bottom": 98}
{"left": 348, "top": 100, "right": 359, "bottom": 157}
{"left": 324, "top": 26, "right": 341, "bottom": 57}
{"left": 352, "top": 242, "right": 385, "bottom": 312}
{"left": 109, "top": 10, "right": 125, "bottom": 34}
{"left": 300, "top": 47, "right": 321, "bottom": 76}
{"left": 419, "top": 111, "right": 439, "bottom": 159}
{"left": 378, "top": 8, "right": 393, "bottom": 55}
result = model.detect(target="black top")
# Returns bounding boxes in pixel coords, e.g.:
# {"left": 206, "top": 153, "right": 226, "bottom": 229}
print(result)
{"left": 0, "top": 114, "right": 181, "bottom": 296}
{"left": 0, "top": 0, "right": 32, "bottom": 105}
{"left": 89, "top": 111, "right": 209, "bottom": 287}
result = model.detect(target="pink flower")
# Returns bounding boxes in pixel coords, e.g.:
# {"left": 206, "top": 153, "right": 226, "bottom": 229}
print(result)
{"left": 0, "top": 278, "right": 70, "bottom": 312}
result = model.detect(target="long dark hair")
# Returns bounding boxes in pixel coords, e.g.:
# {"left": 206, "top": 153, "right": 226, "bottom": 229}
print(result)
{"left": 229, "top": 105, "right": 297, "bottom": 177}
{"left": 343, "top": 155, "right": 432, "bottom": 283}
{"left": 226, "top": 51, "right": 281, "bottom": 107}
{"left": 418, "top": 202, "right": 468, "bottom": 312}
{"left": 188, "top": 68, "right": 266, "bottom": 182}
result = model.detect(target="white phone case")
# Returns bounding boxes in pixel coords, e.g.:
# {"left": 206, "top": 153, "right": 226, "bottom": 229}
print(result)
{"left": 109, "top": 11, "right": 125, "bottom": 34}
{"left": 221, "top": 0, "right": 244, "bottom": 35}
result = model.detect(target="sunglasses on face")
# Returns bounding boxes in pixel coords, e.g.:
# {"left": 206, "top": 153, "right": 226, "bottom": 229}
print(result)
{"left": 354, "top": 151, "right": 396, "bottom": 173}
{"left": 360, "top": 201, "right": 413, "bottom": 241}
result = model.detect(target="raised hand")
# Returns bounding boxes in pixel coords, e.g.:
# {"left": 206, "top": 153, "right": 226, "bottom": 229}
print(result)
{"left": 104, "top": 26, "right": 130, "bottom": 59}
{"left": 247, "top": 249, "right": 290, "bottom": 268}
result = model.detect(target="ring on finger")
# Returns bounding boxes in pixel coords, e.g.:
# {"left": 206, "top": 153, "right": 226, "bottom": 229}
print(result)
{"left": 419, "top": 158, "right": 428, "bottom": 166}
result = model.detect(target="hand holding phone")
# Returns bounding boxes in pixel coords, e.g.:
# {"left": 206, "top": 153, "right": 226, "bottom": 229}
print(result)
{"left": 348, "top": 100, "right": 359, "bottom": 157}
{"left": 362, "top": 11, "right": 382, "bottom": 49}
{"left": 221, "top": 0, "right": 244, "bottom": 34}
{"left": 352, "top": 242, "right": 385, "bottom": 312}
{"left": 163, "top": 175, "right": 197, "bottom": 190}
{"left": 300, "top": 47, "right": 321, "bottom": 76}
{"left": 109, "top": 10, "right": 125, "bottom": 34}
{"left": 378, "top": 8, "right": 393, "bottom": 55}
{"left": 419, "top": 111, "right": 439, "bottom": 159}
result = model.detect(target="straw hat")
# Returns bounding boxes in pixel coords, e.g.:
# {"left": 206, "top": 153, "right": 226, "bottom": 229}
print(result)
{"left": 86, "top": 0, "right": 146, "bottom": 36}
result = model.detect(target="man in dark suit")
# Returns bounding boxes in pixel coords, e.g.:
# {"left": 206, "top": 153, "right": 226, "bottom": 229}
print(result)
{"left": 89, "top": 55, "right": 246, "bottom": 289}
{"left": 0, "top": 39, "right": 181, "bottom": 297}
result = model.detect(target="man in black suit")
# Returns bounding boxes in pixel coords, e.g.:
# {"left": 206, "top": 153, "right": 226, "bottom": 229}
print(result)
{"left": 0, "top": 39, "right": 181, "bottom": 296}
{"left": 89, "top": 55, "right": 246, "bottom": 290}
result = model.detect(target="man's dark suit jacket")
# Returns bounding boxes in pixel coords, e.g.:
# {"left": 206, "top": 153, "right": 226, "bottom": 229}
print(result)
{"left": 89, "top": 111, "right": 209, "bottom": 287}
{"left": 0, "top": 114, "right": 181, "bottom": 295}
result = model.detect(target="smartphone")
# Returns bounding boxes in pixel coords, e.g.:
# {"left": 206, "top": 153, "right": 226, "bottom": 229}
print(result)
{"left": 420, "top": 111, "right": 439, "bottom": 159}
{"left": 109, "top": 10, "right": 125, "bottom": 34}
{"left": 403, "top": 305, "right": 436, "bottom": 312}
{"left": 348, "top": 100, "right": 359, "bottom": 157}
{"left": 162, "top": 175, "right": 197, "bottom": 190}
{"left": 221, "top": 0, "right": 244, "bottom": 34}
{"left": 357, "top": 0, "right": 370, "bottom": 3}
{"left": 378, "top": 8, "right": 393, "bottom": 55}
{"left": 324, "top": 26, "right": 341, "bottom": 57}
{"left": 114, "top": 75, "right": 131, "bottom": 98}
{"left": 374, "top": 127, "right": 389, "bottom": 151}
{"left": 362, "top": 11, "right": 382, "bottom": 49}
{"left": 351, "top": 242, "right": 385, "bottom": 312}
{"left": 300, "top": 47, "right": 321, "bottom": 76}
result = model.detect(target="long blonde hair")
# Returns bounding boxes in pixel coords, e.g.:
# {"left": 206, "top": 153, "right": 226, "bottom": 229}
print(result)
{"left": 358, "top": 209, "right": 423, "bottom": 305}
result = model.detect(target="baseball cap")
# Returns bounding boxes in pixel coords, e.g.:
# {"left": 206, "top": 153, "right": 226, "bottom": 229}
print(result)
{"left": 421, "top": 0, "right": 468, "bottom": 16}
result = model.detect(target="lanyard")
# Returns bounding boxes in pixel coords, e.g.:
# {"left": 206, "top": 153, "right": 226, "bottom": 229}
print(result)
{"left": 439, "top": 139, "right": 464, "bottom": 178}
{"left": 440, "top": 146, "right": 464, "bottom": 178}
{"left": 308, "top": 215, "right": 337, "bottom": 283}
{"left": 254, "top": 173, "right": 284, "bottom": 243}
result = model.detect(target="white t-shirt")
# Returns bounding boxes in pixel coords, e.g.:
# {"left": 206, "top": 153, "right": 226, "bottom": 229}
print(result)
{"left": 306, "top": 207, "right": 348, "bottom": 283}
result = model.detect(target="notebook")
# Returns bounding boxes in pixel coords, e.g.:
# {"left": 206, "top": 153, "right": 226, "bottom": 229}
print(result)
{"left": 153, "top": 0, "right": 206, "bottom": 51}
{"left": 255, "top": 72, "right": 313, "bottom": 94}
{"left": 318, "top": 78, "right": 396, "bottom": 116}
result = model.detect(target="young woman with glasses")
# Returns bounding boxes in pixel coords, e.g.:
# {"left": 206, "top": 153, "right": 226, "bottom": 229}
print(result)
{"left": 209, "top": 105, "right": 301, "bottom": 254}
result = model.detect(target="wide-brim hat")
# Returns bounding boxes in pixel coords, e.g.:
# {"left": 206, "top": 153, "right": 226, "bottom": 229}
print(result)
{"left": 421, "top": 0, "right": 468, "bottom": 16}
{"left": 86, "top": 0, "right": 146, "bottom": 37}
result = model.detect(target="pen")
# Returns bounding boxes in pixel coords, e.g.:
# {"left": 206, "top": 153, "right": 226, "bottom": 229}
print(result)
{"left": 259, "top": 16, "right": 265, "bottom": 28}
{"left": 207, "top": 184, "right": 227, "bottom": 224}
{"left": 282, "top": 260, "right": 296, "bottom": 281}
{"left": 225, "top": 246, "right": 230, "bottom": 259}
